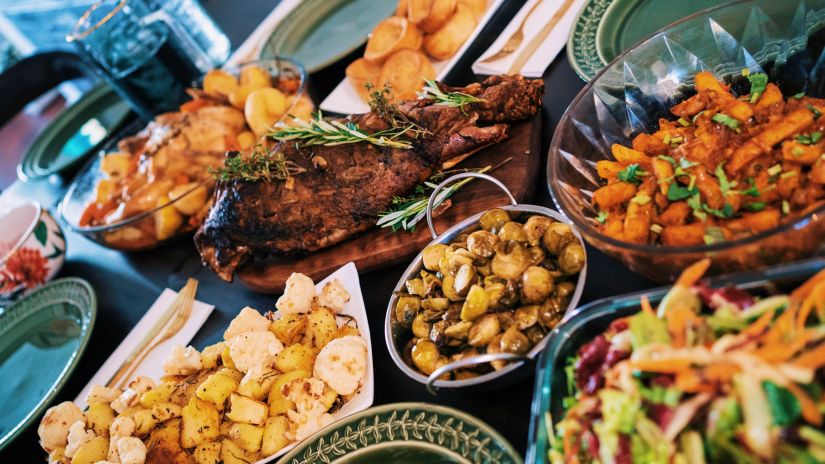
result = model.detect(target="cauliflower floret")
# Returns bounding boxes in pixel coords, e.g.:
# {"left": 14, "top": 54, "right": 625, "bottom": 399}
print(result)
{"left": 38, "top": 401, "right": 86, "bottom": 452}
{"left": 275, "top": 273, "right": 315, "bottom": 314}
{"left": 228, "top": 330, "right": 284, "bottom": 373}
{"left": 313, "top": 335, "right": 368, "bottom": 396}
{"left": 109, "top": 416, "right": 135, "bottom": 438}
{"left": 317, "top": 279, "right": 350, "bottom": 312}
{"left": 223, "top": 307, "right": 270, "bottom": 340}
{"left": 65, "top": 421, "right": 95, "bottom": 458}
{"left": 161, "top": 345, "right": 203, "bottom": 376}
{"left": 111, "top": 376, "right": 155, "bottom": 414}
{"left": 115, "top": 436, "right": 146, "bottom": 464}
{"left": 282, "top": 377, "right": 334, "bottom": 441}
{"left": 86, "top": 385, "right": 122, "bottom": 406}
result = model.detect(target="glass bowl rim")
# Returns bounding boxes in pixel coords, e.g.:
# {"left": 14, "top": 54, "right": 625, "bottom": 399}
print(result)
{"left": 547, "top": 0, "right": 825, "bottom": 256}
{"left": 59, "top": 57, "right": 308, "bottom": 234}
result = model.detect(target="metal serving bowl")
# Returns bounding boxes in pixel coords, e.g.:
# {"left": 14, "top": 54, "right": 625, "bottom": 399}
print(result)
{"left": 385, "top": 173, "right": 588, "bottom": 393}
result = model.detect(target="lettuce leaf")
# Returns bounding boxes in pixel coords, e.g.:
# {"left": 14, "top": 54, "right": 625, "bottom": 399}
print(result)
{"left": 629, "top": 311, "right": 670, "bottom": 349}
{"left": 595, "top": 389, "right": 641, "bottom": 463}
{"left": 763, "top": 380, "right": 801, "bottom": 426}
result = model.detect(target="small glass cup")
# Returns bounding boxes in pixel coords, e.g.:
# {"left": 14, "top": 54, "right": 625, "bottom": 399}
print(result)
{"left": 67, "top": 0, "right": 207, "bottom": 120}
{"left": 145, "top": 0, "right": 231, "bottom": 70}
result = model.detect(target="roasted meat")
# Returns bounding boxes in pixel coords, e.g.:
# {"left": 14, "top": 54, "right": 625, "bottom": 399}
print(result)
{"left": 196, "top": 75, "right": 544, "bottom": 281}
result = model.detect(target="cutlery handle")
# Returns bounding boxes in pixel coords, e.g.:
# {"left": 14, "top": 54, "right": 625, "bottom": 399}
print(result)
{"left": 508, "top": 0, "right": 576, "bottom": 74}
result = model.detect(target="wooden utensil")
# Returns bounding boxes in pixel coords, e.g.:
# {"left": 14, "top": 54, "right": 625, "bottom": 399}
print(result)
{"left": 106, "top": 279, "right": 198, "bottom": 389}
{"left": 478, "top": 0, "right": 545, "bottom": 64}
{"left": 508, "top": 0, "right": 576, "bottom": 74}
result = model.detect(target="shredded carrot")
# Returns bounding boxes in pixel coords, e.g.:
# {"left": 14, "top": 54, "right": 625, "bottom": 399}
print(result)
{"left": 786, "top": 382, "right": 823, "bottom": 426}
{"left": 675, "top": 369, "right": 713, "bottom": 393}
{"left": 631, "top": 358, "right": 692, "bottom": 373}
{"left": 790, "top": 268, "right": 825, "bottom": 302}
{"left": 641, "top": 295, "right": 655, "bottom": 316}
{"left": 675, "top": 259, "right": 711, "bottom": 287}
{"left": 704, "top": 362, "right": 741, "bottom": 382}
{"left": 667, "top": 306, "right": 697, "bottom": 348}
{"left": 792, "top": 342, "right": 825, "bottom": 370}
{"left": 741, "top": 309, "right": 775, "bottom": 338}
{"left": 762, "top": 304, "right": 798, "bottom": 345}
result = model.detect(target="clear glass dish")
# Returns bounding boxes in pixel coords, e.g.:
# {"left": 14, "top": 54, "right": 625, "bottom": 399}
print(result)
{"left": 525, "top": 257, "right": 825, "bottom": 463}
{"left": 549, "top": 0, "right": 825, "bottom": 282}
{"left": 60, "top": 58, "right": 307, "bottom": 251}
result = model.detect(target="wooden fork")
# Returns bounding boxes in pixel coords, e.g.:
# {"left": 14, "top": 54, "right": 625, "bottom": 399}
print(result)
{"left": 478, "top": 0, "right": 544, "bottom": 64}
{"left": 109, "top": 279, "right": 198, "bottom": 390}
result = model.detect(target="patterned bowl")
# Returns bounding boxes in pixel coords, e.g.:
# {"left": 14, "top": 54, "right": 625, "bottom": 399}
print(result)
{"left": 549, "top": 0, "right": 825, "bottom": 282}
{"left": 276, "top": 402, "right": 524, "bottom": 464}
{"left": 0, "top": 201, "right": 66, "bottom": 301}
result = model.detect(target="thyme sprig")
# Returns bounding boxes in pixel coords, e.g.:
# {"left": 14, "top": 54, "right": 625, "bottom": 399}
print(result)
{"left": 270, "top": 111, "right": 414, "bottom": 149}
{"left": 366, "top": 83, "right": 428, "bottom": 137}
{"left": 208, "top": 146, "right": 305, "bottom": 182}
{"left": 377, "top": 158, "right": 512, "bottom": 232}
{"left": 419, "top": 78, "right": 486, "bottom": 114}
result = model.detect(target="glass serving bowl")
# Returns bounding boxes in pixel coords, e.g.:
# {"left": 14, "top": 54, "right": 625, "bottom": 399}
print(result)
{"left": 60, "top": 58, "right": 308, "bottom": 251}
{"left": 549, "top": 0, "right": 825, "bottom": 282}
{"left": 525, "top": 257, "right": 825, "bottom": 464}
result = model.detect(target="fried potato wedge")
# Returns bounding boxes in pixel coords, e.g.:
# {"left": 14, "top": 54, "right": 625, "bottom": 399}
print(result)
{"left": 244, "top": 87, "right": 287, "bottom": 136}
{"left": 346, "top": 58, "right": 383, "bottom": 101}
{"left": 420, "top": 0, "right": 457, "bottom": 33}
{"left": 364, "top": 16, "right": 422, "bottom": 63}
{"left": 423, "top": 4, "right": 477, "bottom": 60}
{"left": 378, "top": 49, "right": 436, "bottom": 101}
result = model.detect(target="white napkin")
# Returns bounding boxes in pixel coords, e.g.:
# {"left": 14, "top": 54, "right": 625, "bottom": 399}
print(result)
{"left": 472, "top": 0, "right": 587, "bottom": 78}
{"left": 74, "top": 290, "right": 214, "bottom": 409}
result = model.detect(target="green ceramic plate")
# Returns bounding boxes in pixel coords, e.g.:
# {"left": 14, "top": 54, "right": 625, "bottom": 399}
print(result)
{"left": 258, "top": 0, "right": 396, "bottom": 73}
{"left": 0, "top": 278, "right": 96, "bottom": 451}
{"left": 277, "top": 403, "right": 523, "bottom": 464}
{"left": 18, "top": 83, "right": 132, "bottom": 180}
{"left": 567, "top": 0, "right": 730, "bottom": 81}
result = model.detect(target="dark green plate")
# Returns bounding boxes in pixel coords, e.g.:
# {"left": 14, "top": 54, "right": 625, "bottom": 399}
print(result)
{"left": 0, "top": 278, "right": 96, "bottom": 451}
{"left": 567, "top": 0, "right": 731, "bottom": 81}
{"left": 18, "top": 83, "right": 132, "bottom": 180}
{"left": 258, "top": 0, "right": 396, "bottom": 74}
{"left": 277, "top": 403, "right": 523, "bottom": 464}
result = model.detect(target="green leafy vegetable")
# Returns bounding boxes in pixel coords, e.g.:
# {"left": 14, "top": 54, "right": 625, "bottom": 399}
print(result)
{"left": 618, "top": 163, "right": 645, "bottom": 185}
{"left": 657, "top": 155, "right": 677, "bottom": 165}
{"left": 594, "top": 390, "right": 641, "bottom": 463}
{"left": 667, "top": 182, "right": 697, "bottom": 201}
{"left": 796, "top": 132, "right": 822, "bottom": 145}
{"left": 703, "top": 203, "right": 734, "bottom": 219}
{"left": 746, "top": 202, "right": 766, "bottom": 212}
{"left": 715, "top": 163, "right": 732, "bottom": 193}
{"left": 807, "top": 104, "right": 821, "bottom": 119}
{"left": 748, "top": 73, "right": 769, "bottom": 103}
{"left": 712, "top": 113, "right": 741, "bottom": 131}
{"left": 763, "top": 381, "right": 801, "bottom": 426}
{"left": 793, "top": 92, "right": 806, "bottom": 99}
{"left": 631, "top": 417, "right": 671, "bottom": 464}
{"left": 596, "top": 210, "right": 609, "bottom": 224}
{"left": 704, "top": 226, "right": 726, "bottom": 245}
{"left": 629, "top": 311, "right": 670, "bottom": 349}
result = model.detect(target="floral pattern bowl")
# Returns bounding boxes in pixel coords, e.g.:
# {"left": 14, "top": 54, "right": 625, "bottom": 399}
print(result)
{"left": 0, "top": 201, "right": 66, "bottom": 301}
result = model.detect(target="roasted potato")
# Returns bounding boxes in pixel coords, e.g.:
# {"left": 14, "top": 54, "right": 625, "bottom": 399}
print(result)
{"left": 378, "top": 49, "right": 436, "bottom": 101}
{"left": 261, "top": 415, "right": 290, "bottom": 456}
{"left": 346, "top": 58, "right": 383, "bottom": 101}
{"left": 181, "top": 397, "right": 220, "bottom": 448}
{"left": 244, "top": 86, "right": 288, "bottom": 136}
{"left": 203, "top": 69, "right": 238, "bottom": 99}
{"left": 364, "top": 16, "right": 422, "bottom": 63}
{"left": 274, "top": 343, "right": 318, "bottom": 373}
{"left": 423, "top": 4, "right": 477, "bottom": 60}
{"left": 420, "top": 0, "right": 457, "bottom": 33}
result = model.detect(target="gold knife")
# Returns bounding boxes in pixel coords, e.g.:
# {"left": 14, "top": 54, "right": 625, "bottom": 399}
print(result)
{"left": 508, "top": 0, "right": 577, "bottom": 74}
{"left": 479, "top": 0, "right": 545, "bottom": 64}
{"left": 105, "top": 286, "right": 187, "bottom": 388}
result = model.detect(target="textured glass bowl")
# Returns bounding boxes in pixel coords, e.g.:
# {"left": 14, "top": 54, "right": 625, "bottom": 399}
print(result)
{"left": 525, "top": 257, "right": 825, "bottom": 464}
{"left": 61, "top": 58, "right": 307, "bottom": 251}
{"left": 549, "top": 0, "right": 825, "bottom": 282}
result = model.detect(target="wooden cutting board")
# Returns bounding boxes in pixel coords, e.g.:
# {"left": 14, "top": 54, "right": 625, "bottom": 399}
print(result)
{"left": 237, "top": 115, "right": 542, "bottom": 293}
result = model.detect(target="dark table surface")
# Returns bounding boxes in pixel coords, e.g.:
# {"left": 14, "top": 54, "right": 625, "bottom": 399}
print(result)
{"left": 1, "top": 0, "right": 657, "bottom": 460}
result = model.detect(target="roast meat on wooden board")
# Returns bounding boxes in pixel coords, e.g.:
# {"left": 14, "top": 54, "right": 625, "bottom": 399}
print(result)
{"left": 195, "top": 75, "right": 544, "bottom": 282}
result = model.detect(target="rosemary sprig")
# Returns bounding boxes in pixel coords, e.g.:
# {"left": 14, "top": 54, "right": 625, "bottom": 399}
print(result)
{"left": 419, "top": 78, "right": 486, "bottom": 114}
{"left": 377, "top": 158, "right": 512, "bottom": 232}
{"left": 270, "top": 111, "right": 414, "bottom": 149}
{"left": 366, "top": 83, "right": 427, "bottom": 137}
{"left": 208, "top": 146, "right": 305, "bottom": 182}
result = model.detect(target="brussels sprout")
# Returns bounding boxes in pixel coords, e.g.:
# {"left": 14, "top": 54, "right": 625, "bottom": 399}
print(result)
{"left": 479, "top": 208, "right": 511, "bottom": 232}
{"left": 467, "top": 230, "right": 499, "bottom": 258}
{"left": 521, "top": 266, "right": 554, "bottom": 303}
{"left": 491, "top": 241, "right": 530, "bottom": 280}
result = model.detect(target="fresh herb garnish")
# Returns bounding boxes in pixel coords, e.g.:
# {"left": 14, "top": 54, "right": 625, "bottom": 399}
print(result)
{"left": 419, "top": 79, "right": 486, "bottom": 115}
{"left": 704, "top": 202, "right": 735, "bottom": 219}
{"left": 688, "top": 193, "right": 707, "bottom": 220}
{"left": 746, "top": 202, "right": 766, "bottom": 212}
{"left": 793, "top": 91, "right": 806, "bottom": 99}
{"left": 366, "top": 83, "right": 428, "bottom": 136}
{"left": 704, "top": 226, "right": 726, "bottom": 245}
{"left": 796, "top": 131, "right": 822, "bottom": 145}
{"left": 617, "top": 163, "right": 645, "bottom": 185}
{"left": 712, "top": 113, "right": 741, "bottom": 131}
{"left": 657, "top": 155, "right": 676, "bottom": 165}
{"left": 715, "top": 163, "right": 732, "bottom": 193}
{"left": 271, "top": 111, "right": 414, "bottom": 149}
{"left": 807, "top": 104, "right": 822, "bottom": 119}
{"left": 667, "top": 182, "right": 697, "bottom": 201}
{"left": 208, "top": 147, "right": 305, "bottom": 183}
{"left": 747, "top": 72, "right": 768, "bottom": 103}
{"left": 596, "top": 210, "right": 609, "bottom": 224}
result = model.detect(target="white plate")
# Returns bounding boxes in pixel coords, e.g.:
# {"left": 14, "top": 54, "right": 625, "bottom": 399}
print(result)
{"left": 258, "top": 261, "right": 374, "bottom": 463}
{"left": 319, "top": 0, "right": 505, "bottom": 114}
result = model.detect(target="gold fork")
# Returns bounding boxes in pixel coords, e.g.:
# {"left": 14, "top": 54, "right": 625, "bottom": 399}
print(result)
{"left": 478, "top": 0, "right": 545, "bottom": 64}
{"left": 108, "top": 279, "right": 198, "bottom": 390}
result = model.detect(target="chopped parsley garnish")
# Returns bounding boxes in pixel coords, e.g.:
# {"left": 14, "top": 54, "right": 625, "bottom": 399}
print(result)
{"left": 667, "top": 182, "right": 697, "bottom": 201}
{"left": 796, "top": 131, "right": 822, "bottom": 145}
{"left": 688, "top": 193, "right": 707, "bottom": 220}
{"left": 746, "top": 202, "right": 766, "bottom": 212}
{"left": 596, "top": 210, "right": 609, "bottom": 224}
{"left": 704, "top": 226, "right": 726, "bottom": 245}
{"left": 747, "top": 73, "right": 768, "bottom": 103}
{"left": 740, "top": 178, "right": 761, "bottom": 197}
{"left": 712, "top": 113, "right": 741, "bottom": 131}
{"left": 617, "top": 163, "right": 645, "bottom": 185}
{"left": 704, "top": 203, "right": 735, "bottom": 219}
